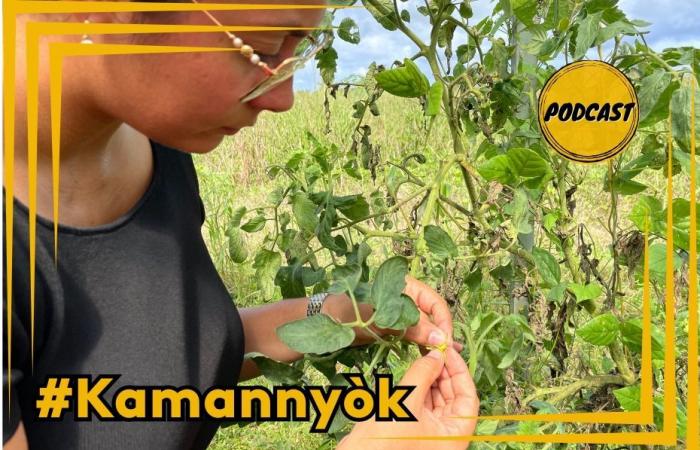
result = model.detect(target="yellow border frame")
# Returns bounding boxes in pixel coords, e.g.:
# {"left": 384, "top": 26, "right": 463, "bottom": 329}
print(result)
{"left": 3, "top": 1, "right": 697, "bottom": 446}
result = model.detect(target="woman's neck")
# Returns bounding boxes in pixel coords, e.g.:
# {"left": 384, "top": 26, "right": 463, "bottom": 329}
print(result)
{"left": 10, "top": 22, "right": 154, "bottom": 228}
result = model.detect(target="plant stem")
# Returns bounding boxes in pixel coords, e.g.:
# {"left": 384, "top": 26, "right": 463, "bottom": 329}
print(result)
{"left": 364, "top": 343, "right": 389, "bottom": 379}
{"left": 354, "top": 225, "right": 413, "bottom": 240}
{"left": 410, "top": 159, "right": 455, "bottom": 276}
{"left": 524, "top": 375, "right": 627, "bottom": 406}
{"left": 609, "top": 340, "right": 637, "bottom": 385}
{"left": 366, "top": 0, "right": 428, "bottom": 53}
{"left": 556, "top": 160, "right": 583, "bottom": 285}
{"left": 424, "top": 46, "right": 484, "bottom": 223}
{"left": 332, "top": 185, "right": 429, "bottom": 232}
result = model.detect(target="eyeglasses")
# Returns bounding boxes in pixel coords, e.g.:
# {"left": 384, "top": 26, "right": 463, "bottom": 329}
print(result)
{"left": 192, "top": 0, "right": 331, "bottom": 102}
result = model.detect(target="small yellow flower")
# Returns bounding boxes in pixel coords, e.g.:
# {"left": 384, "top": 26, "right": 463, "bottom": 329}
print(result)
{"left": 426, "top": 342, "right": 449, "bottom": 361}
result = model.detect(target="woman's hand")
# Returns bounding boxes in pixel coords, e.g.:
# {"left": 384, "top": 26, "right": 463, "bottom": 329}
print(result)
{"left": 324, "top": 275, "right": 462, "bottom": 351}
{"left": 338, "top": 346, "right": 479, "bottom": 450}
{"left": 400, "top": 276, "right": 462, "bottom": 351}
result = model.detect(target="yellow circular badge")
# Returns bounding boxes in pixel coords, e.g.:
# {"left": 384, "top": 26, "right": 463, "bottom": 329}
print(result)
{"left": 538, "top": 60, "right": 638, "bottom": 163}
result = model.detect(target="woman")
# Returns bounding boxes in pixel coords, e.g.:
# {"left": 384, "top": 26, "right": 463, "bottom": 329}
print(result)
{"left": 3, "top": 0, "right": 479, "bottom": 448}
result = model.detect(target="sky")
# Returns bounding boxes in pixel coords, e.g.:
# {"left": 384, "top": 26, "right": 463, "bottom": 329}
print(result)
{"left": 292, "top": 0, "right": 700, "bottom": 91}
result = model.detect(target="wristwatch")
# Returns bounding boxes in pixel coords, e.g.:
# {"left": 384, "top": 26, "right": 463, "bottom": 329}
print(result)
{"left": 307, "top": 292, "right": 330, "bottom": 317}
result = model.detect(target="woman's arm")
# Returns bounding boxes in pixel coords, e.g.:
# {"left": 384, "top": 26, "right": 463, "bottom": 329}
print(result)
{"left": 5, "top": 422, "right": 29, "bottom": 450}
{"left": 238, "top": 276, "right": 462, "bottom": 381}
{"left": 238, "top": 293, "right": 374, "bottom": 380}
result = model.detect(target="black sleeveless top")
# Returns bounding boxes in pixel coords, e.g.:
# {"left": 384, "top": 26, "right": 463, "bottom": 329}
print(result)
{"left": 3, "top": 142, "right": 245, "bottom": 449}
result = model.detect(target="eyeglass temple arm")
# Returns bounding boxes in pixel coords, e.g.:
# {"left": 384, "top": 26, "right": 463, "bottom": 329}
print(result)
{"left": 191, "top": 0, "right": 275, "bottom": 76}
{"left": 191, "top": 0, "right": 235, "bottom": 40}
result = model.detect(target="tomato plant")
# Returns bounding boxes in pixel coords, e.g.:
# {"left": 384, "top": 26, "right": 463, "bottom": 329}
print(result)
{"left": 224, "top": 0, "right": 697, "bottom": 445}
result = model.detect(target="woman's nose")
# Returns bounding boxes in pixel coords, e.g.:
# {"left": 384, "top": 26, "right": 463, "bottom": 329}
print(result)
{"left": 247, "top": 78, "right": 295, "bottom": 113}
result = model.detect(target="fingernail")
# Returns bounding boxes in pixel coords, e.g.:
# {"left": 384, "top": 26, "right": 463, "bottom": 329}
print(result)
{"left": 427, "top": 349, "right": 442, "bottom": 360}
{"left": 453, "top": 341, "right": 464, "bottom": 351}
{"left": 428, "top": 330, "right": 446, "bottom": 346}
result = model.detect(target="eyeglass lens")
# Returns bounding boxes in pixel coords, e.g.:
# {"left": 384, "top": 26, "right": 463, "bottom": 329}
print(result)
{"left": 240, "top": 33, "right": 330, "bottom": 103}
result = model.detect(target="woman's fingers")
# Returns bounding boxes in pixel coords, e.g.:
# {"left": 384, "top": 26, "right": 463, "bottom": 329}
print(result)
{"left": 404, "top": 276, "right": 453, "bottom": 339}
{"left": 444, "top": 348, "right": 479, "bottom": 418}
{"left": 399, "top": 350, "right": 445, "bottom": 411}
{"left": 438, "top": 370, "right": 456, "bottom": 402}
{"left": 404, "top": 311, "right": 438, "bottom": 346}
{"left": 431, "top": 379, "right": 447, "bottom": 408}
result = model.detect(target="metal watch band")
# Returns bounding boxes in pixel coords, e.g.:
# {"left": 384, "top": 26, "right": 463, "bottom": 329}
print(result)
{"left": 306, "top": 292, "right": 330, "bottom": 317}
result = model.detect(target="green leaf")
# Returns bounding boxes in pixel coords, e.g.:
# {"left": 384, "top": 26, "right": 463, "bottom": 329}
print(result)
{"left": 375, "top": 58, "right": 430, "bottom": 98}
{"left": 246, "top": 352, "right": 304, "bottom": 384}
{"left": 286, "top": 152, "right": 305, "bottom": 171}
{"left": 424, "top": 225, "right": 458, "bottom": 258}
{"left": 241, "top": 214, "right": 266, "bottom": 232}
{"left": 459, "top": 1, "right": 473, "bottom": 19}
{"left": 596, "top": 20, "right": 639, "bottom": 45}
{"left": 316, "top": 46, "right": 338, "bottom": 85}
{"left": 361, "top": 0, "right": 399, "bottom": 31}
{"left": 629, "top": 196, "right": 664, "bottom": 233}
{"left": 292, "top": 193, "right": 319, "bottom": 234}
{"left": 638, "top": 69, "right": 676, "bottom": 127}
{"left": 374, "top": 293, "right": 420, "bottom": 330}
{"left": 274, "top": 265, "right": 306, "bottom": 298}
{"left": 478, "top": 155, "right": 516, "bottom": 185}
{"left": 547, "top": 283, "right": 568, "bottom": 303}
{"left": 484, "top": 37, "right": 510, "bottom": 78}
{"left": 370, "top": 256, "right": 408, "bottom": 308}
{"left": 301, "top": 266, "right": 325, "bottom": 286}
{"left": 329, "top": 264, "right": 363, "bottom": 294}
{"left": 613, "top": 385, "right": 640, "bottom": 412}
{"left": 227, "top": 227, "right": 248, "bottom": 263}
{"left": 605, "top": 175, "right": 648, "bottom": 195}
{"left": 316, "top": 206, "right": 345, "bottom": 254}
{"left": 370, "top": 257, "right": 417, "bottom": 329}
{"left": 476, "top": 419, "right": 499, "bottom": 435}
{"left": 498, "top": 335, "right": 523, "bottom": 369}
{"left": 511, "top": 0, "right": 538, "bottom": 28}
{"left": 337, "top": 17, "right": 360, "bottom": 44}
{"left": 276, "top": 314, "right": 355, "bottom": 354}
{"left": 507, "top": 148, "right": 554, "bottom": 181}
{"left": 673, "top": 149, "right": 700, "bottom": 180}
{"left": 532, "top": 247, "right": 561, "bottom": 288}
{"left": 670, "top": 75, "right": 700, "bottom": 153}
{"left": 668, "top": 198, "right": 700, "bottom": 252}
{"left": 568, "top": 283, "right": 603, "bottom": 303}
{"left": 543, "top": 212, "right": 559, "bottom": 232}
{"left": 504, "top": 189, "right": 533, "bottom": 234}
{"left": 577, "top": 313, "right": 620, "bottom": 346}
{"left": 425, "top": 82, "right": 443, "bottom": 117}
{"left": 230, "top": 206, "right": 247, "bottom": 227}
{"left": 574, "top": 12, "right": 602, "bottom": 59}
{"left": 585, "top": 0, "right": 619, "bottom": 14}
{"left": 335, "top": 194, "right": 370, "bottom": 222}
{"left": 648, "top": 242, "right": 682, "bottom": 281}
{"left": 620, "top": 318, "right": 665, "bottom": 361}
{"left": 253, "top": 249, "right": 282, "bottom": 299}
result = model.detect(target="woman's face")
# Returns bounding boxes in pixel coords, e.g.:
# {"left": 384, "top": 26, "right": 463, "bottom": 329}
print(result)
{"left": 92, "top": 0, "right": 327, "bottom": 153}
